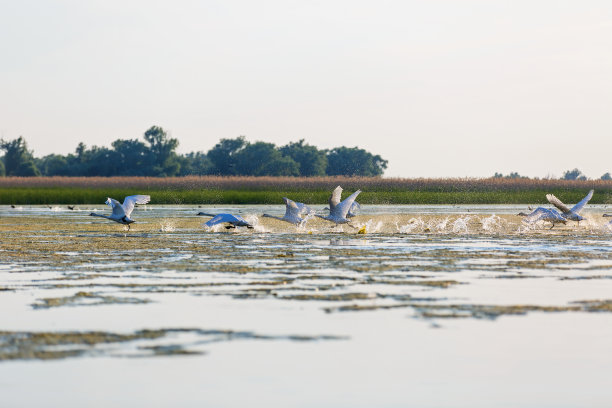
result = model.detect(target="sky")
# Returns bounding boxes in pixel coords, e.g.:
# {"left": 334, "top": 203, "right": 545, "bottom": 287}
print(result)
{"left": 1, "top": 0, "right": 611, "bottom": 178}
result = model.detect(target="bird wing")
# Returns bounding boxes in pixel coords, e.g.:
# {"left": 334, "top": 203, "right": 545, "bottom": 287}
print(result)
{"left": 524, "top": 207, "right": 552, "bottom": 223}
{"left": 350, "top": 201, "right": 361, "bottom": 214}
{"left": 204, "top": 214, "right": 226, "bottom": 227}
{"left": 283, "top": 197, "right": 301, "bottom": 217}
{"left": 546, "top": 194, "right": 571, "bottom": 213}
{"left": 122, "top": 195, "right": 151, "bottom": 217}
{"left": 296, "top": 202, "right": 313, "bottom": 216}
{"left": 203, "top": 213, "right": 251, "bottom": 228}
{"left": 328, "top": 186, "right": 342, "bottom": 210}
{"left": 107, "top": 198, "right": 126, "bottom": 218}
{"left": 571, "top": 189, "right": 594, "bottom": 214}
{"left": 333, "top": 190, "right": 361, "bottom": 218}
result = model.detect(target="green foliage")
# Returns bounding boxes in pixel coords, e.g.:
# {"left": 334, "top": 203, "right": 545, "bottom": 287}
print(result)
{"left": 143, "top": 126, "right": 181, "bottom": 176}
{"left": 280, "top": 140, "right": 327, "bottom": 176}
{"left": 178, "top": 152, "right": 212, "bottom": 176}
{"left": 0, "top": 159, "right": 5, "bottom": 177}
{"left": 562, "top": 168, "right": 587, "bottom": 181}
{"left": 234, "top": 142, "right": 299, "bottom": 176}
{"left": 5, "top": 129, "right": 389, "bottom": 177}
{"left": 0, "top": 187, "right": 608, "bottom": 205}
{"left": 493, "top": 172, "right": 527, "bottom": 179}
{"left": 207, "top": 137, "right": 246, "bottom": 175}
{"left": 326, "top": 146, "right": 387, "bottom": 176}
{"left": 0, "top": 137, "right": 41, "bottom": 176}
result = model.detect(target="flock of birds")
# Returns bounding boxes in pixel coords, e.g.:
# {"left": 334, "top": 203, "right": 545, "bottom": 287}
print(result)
{"left": 89, "top": 186, "right": 362, "bottom": 231}
{"left": 87, "top": 186, "right": 611, "bottom": 231}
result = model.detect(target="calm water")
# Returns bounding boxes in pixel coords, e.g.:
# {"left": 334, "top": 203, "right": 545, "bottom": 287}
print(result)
{"left": 1, "top": 205, "right": 612, "bottom": 407}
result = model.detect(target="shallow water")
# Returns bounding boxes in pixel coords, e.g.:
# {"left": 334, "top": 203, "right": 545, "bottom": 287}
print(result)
{"left": 1, "top": 205, "right": 612, "bottom": 407}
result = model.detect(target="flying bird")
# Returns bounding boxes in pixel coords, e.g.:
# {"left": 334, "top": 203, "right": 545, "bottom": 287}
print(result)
{"left": 316, "top": 186, "right": 361, "bottom": 226}
{"left": 324, "top": 185, "right": 361, "bottom": 218}
{"left": 197, "top": 212, "right": 254, "bottom": 229}
{"left": 90, "top": 195, "right": 150, "bottom": 230}
{"left": 262, "top": 197, "right": 313, "bottom": 226}
{"left": 546, "top": 189, "right": 594, "bottom": 223}
{"left": 517, "top": 207, "right": 567, "bottom": 229}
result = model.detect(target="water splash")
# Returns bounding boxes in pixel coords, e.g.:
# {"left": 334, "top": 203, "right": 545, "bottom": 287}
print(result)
{"left": 451, "top": 216, "right": 471, "bottom": 234}
{"left": 480, "top": 214, "right": 505, "bottom": 233}
{"left": 160, "top": 220, "right": 176, "bottom": 232}
{"left": 396, "top": 217, "right": 425, "bottom": 233}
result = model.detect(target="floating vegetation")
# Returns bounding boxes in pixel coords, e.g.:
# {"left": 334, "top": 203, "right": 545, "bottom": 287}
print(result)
{"left": 0, "top": 328, "right": 347, "bottom": 361}
{"left": 31, "top": 291, "right": 151, "bottom": 309}
{"left": 1, "top": 209, "right": 612, "bottom": 363}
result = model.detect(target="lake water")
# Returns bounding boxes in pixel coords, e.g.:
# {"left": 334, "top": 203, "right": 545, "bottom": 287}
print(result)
{"left": 1, "top": 204, "right": 612, "bottom": 407}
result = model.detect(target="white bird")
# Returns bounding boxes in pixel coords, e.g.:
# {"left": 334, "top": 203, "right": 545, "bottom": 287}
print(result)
{"left": 197, "top": 212, "right": 253, "bottom": 229}
{"left": 262, "top": 197, "right": 313, "bottom": 226}
{"left": 90, "top": 195, "right": 150, "bottom": 230}
{"left": 325, "top": 201, "right": 360, "bottom": 218}
{"left": 518, "top": 207, "right": 567, "bottom": 229}
{"left": 316, "top": 186, "right": 361, "bottom": 225}
{"left": 546, "top": 189, "right": 594, "bottom": 223}
{"left": 324, "top": 185, "right": 361, "bottom": 218}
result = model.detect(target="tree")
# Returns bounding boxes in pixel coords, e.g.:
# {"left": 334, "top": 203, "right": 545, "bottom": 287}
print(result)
{"left": 178, "top": 152, "right": 212, "bottom": 176}
{"left": 326, "top": 146, "right": 388, "bottom": 176}
{"left": 36, "top": 154, "right": 69, "bottom": 176}
{"left": 0, "top": 158, "right": 5, "bottom": 177}
{"left": 143, "top": 126, "right": 181, "bottom": 176}
{"left": 0, "top": 137, "right": 41, "bottom": 176}
{"left": 235, "top": 142, "right": 299, "bottom": 176}
{"left": 279, "top": 140, "right": 327, "bottom": 176}
{"left": 207, "top": 137, "right": 247, "bottom": 175}
{"left": 601, "top": 172, "right": 612, "bottom": 181}
{"left": 562, "top": 168, "right": 587, "bottom": 181}
{"left": 112, "top": 139, "right": 152, "bottom": 176}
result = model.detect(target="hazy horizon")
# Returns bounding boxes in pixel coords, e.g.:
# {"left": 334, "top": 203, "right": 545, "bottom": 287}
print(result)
{"left": 1, "top": 1, "right": 611, "bottom": 178}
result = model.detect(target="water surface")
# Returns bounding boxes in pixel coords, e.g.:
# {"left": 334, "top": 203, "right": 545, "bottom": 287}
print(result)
{"left": 1, "top": 205, "right": 611, "bottom": 407}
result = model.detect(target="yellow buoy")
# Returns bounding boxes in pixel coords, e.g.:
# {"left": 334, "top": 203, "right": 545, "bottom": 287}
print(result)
{"left": 357, "top": 225, "right": 367, "bottom": 234}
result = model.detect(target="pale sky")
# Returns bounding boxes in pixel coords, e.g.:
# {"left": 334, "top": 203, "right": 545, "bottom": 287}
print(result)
{"left": 1, "top": 0, "right": 611, "bottom": 178}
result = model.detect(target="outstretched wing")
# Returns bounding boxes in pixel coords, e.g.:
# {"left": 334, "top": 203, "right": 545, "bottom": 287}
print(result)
{"left": 106, "top": 197, "right": 126, "bottom": 218}
{"left": 546, "top": 194, "right": 571, "bottom": 213}
{"left": 328, "top": 186, "right": 342, "bottom": 210}
{"left": 203, "top": 213, "right": 251, "bottom": 228}
{"left": 571, "top": 189, "right": 594, "bottom": 214}
{"left": 523, "top": 207, "right": 551, "bottom": 223}
{"left": 334, "top": 190, "right": 361, "bottom": 218}
{"left": 348, "top": 201, "right": 361, "bottom": 216}
{"left": 203, "top": 214, "right": 228, "bottom": 227}
{"left": 283, "top": 197, "right": 301, "bottom": 217}
{"left": 122, "top": 195, "right": 151, "bottom": 217}
{"left": 295, "top": 202, "right": 312, "bottom": 216}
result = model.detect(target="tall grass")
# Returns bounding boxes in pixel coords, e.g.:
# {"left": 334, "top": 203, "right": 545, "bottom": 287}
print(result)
{"left": 0, "top": 177, "right": 611, "bottom": 205}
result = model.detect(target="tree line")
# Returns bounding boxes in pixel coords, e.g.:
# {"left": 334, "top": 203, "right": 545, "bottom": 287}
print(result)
{"left": 494, "top": 169, "right": 612, "bottom": 181}
{"left": 0, "top": 126, "right": 388, "bottom": 177}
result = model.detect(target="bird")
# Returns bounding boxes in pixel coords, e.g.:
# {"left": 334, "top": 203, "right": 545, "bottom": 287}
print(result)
{"left": 517, "top": 207, "right": 567, "bottom": 229}
{"left": 324, "top": 185, "right": 361, "bottom": 218}
{"left": 604, "top": 214, "right": 612, "bottom": 218}
{"left": 90, "top": 195, "right": 150, "bottom": 230}
{"left": 324, "top": 201, "right": 360, "bottom": 218}
{"left": 546, "top": 189, "right": 594, "bottom": 223}
{"left": 197, "top": 212, "right": 254, "bottom": 229}
{"left": 316, "top": 186, "right": 361, "bottom": 226}
{"left": 262, "top": 197, "right": 313, "bottom": 226}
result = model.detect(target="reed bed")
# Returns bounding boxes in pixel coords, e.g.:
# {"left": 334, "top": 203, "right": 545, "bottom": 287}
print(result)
{"left": 0, "top": 177, "right": 611, "bottom": 205}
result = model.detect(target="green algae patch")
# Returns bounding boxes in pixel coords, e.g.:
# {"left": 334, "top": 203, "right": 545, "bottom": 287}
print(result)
{"left": 32, "top": 291, "right": 151, "bottom": 309}
{"left": 0, "top": 328, "right": 347, "bottom": 361}
{"left": 0, "top": 329, "right": 167, "bottom": 360}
